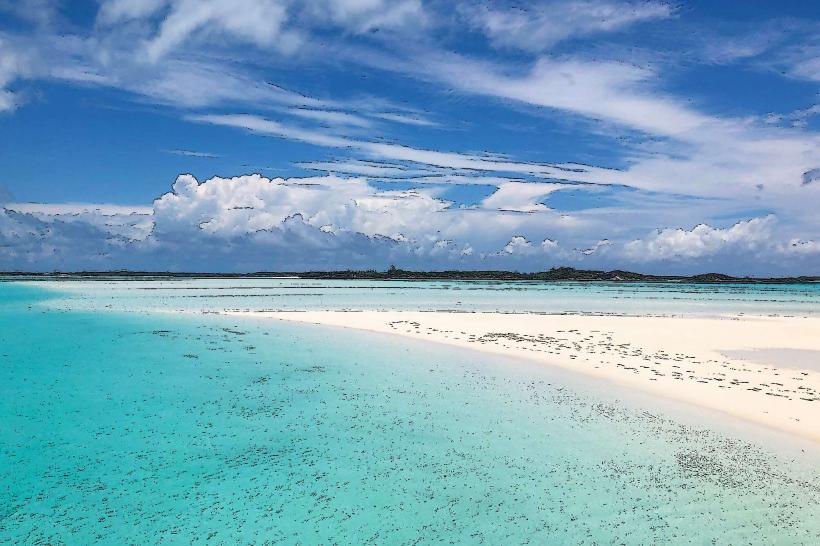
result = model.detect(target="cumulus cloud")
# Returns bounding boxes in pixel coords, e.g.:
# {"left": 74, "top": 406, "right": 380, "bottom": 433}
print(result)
{"left": 0, "top": 199, "right": 404, "bottom": 272}
{"left": 499, "top": 235, "right": 532, "bottom": 254}
{"left": 152, "top": 173, "right": 453, "bottom": 243}
{"left": 0, "top": 173, "right": 582, "bottom": 271}
{"left": 802, "top": 168, "right": 820, "bottom": 186}
{"left": 487, "top": 235, "right": 565, "bottom": 267}
{"left": 0, "top": 207, "right": 139, "bottom": 270}
{"left": 2, "top": 3, "right": 819, "bottom": 275}
{"left": 1, "top": 173, "right": 819, "bottom": 274}
{"left": 4, "top": 203, "right": 154, "bottom": 240}
{"left": 577, "top": 239, "right": 611, "bottom": 256}
{"left": 624, "top": 216, "right": 776, "bottom": 261}
{"left": 787, "top": 239, "right": 820, "bottom": 255}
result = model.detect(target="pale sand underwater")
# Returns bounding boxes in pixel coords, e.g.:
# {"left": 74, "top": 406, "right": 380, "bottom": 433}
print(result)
{"left": 230, "top": 310, "right": 820, "bottom": 443}
{"left": 6, "top": 281, "right": 820, "bottom": 543}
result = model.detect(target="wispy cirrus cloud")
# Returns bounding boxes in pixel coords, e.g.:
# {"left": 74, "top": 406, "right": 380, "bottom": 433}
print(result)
{"left": 1, "top": 1, "right": 819, "bottom": 274}
{"left": 303, "top": 0, "right": 426, "bottom": 35}
{"left": 297, "top": 159, "right": 433, "bottom": 179}
{"left": 285, "top": 107, "right": 373, "bottom": 129}
{"left": 461, "top": 0, "right": 674, "bottom": 52}
{"left": 383, "top": 50, "right": 820, "bottom": 205}
{"left": 421, "top": 55, "right": 707, "bottom": 137}
{"left": 371, "top": 111, "right": 438, "bottom": 127}
{"left": 0, "top": 36, "right": 25, "bottom": 111}
{"left": 164, "top": 149, "right": 219, "bottom": 158}
{"left": 186, "top": 113, "right": 598, "bottom": 180}
{"left": 99, "top": 0, "right": 298, "bottom": 63}
{"left": 96, "top": 0, "right": 428, "bottom": 63}
{"left": 481, "top": 182, "right": 563, "bottom": 213}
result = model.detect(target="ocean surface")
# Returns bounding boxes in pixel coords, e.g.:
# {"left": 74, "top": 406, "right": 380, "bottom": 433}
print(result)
{"left": 19, "top": 277, "right": 820, "bottom": 316}
{"left": 2, "top": 279, "right": 820, "bottom": 544}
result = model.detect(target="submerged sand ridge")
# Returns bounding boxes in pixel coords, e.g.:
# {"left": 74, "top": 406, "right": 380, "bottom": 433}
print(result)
{"left": 228, "top": 310, "right": 820, "bottom": 443}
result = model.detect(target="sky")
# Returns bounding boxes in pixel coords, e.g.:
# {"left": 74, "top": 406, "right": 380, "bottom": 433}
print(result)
{"left": 0, "top": 0, "right": 818, "bottom": 274}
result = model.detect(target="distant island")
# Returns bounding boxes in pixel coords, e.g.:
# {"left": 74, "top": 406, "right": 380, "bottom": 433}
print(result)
{"left": 2, "top": 266, "right": 818, "bottom": 284}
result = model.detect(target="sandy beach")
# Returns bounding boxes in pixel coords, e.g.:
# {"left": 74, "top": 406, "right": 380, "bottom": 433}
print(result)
{"left": 228, "top": 310, "right": 820, "bottom": 443}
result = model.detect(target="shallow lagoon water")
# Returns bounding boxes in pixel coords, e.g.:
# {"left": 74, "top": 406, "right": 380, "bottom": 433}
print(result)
{"left": 24, "top": 277, "right": 820, "bottom": 317}
{"left": 2, "top": 281, "right": 820, "bottom": 544}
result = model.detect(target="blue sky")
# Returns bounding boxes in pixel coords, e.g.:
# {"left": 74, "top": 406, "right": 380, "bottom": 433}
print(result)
{"left": 0, "top": 0, "right": 818, "bottom": 273}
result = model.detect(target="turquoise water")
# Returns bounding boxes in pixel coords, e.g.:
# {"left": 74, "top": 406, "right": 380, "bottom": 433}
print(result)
{"left": 20, "top": 277, "right": 820, "bottom": 316}
{"left": 2, "top": 281, "right": 820, "bottom": 544}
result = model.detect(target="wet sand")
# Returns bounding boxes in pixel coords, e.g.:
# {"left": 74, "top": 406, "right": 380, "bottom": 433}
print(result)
{"left": 228, "top": 310, "right": 820, "bottom": 443}
{"left": 722, "top": 348, "right": 820, "bottom": 373}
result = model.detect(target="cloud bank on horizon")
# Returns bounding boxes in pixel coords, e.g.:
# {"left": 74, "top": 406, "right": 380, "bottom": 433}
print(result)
{"left": 0, "top": 0, "right": 818, "bottom": 274}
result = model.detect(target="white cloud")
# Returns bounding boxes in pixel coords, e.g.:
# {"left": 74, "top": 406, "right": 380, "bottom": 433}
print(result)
{"left": 1, "top": 30, "right": 328, "bottom": 110}
{"left": 0, "top": 37, "right": 25, "bottom": 112}
{"left": 164, "top": 149, "right": 219, "bottom": 158}
{"left": 499, "top": 235, "right": 532, "bottom": 254}
{"left": 193, "top": 105, "right": 819, "bottom": 216}
{"left": 286, "top": 107, "right": 373, "bottom": 128}
{"left": 5, "top": 203, "right": 153, "bottom": 216}
{"left": 1, "top": 2, "right": 819, "bottom": 275}
{"left": 577, "top": 239, "right": 611, "bottom": 256}
{"left": 96, "top": 0, "right": 168, "bottom": 24}
{"left": 789, "top": 52, "right": 820, "bottom": 82}
{"left": 402, "top": 52, "right": 820, "bottom": 204}
{"left": 151, "top": 173, "right": 451, "bottom": 243}
{"left": 11, "top": 0, "right": 813, "bottom": 216}
{"left": 481, "top": 182, "right": 562, "bottom": 212}
{"left": 0, "top": 0, "right": 60, "bottom": 28}
{"left": 190, "top": 113, "right": 353, "bottom": 147}
{"left": 803, "top": 168, "right": 820, "bottom": 186}
{"left": 624, "top": 216, "right": 776, "bottom": 261}
{"left": 786, "top": 239, "right": 820, "bottom": 255}
{"left": 1, "top": 173, "right": 819, "bottom": 274}
{"left": 464, "top": 0, "right": 673, "bottom": 52}
{"left": 189, "top": 113, "right": 619, "bottom": 181}
{"left": 98, "top": 0, "right": 300, "bottom": 63}
{"left": 138, "top": 61, "right": 331, "bottom": 109}
{"left": 541, "top": 238, "right": 559, "bottom": 251}
{"left": 304, "top": 0, "right": 425, "bottom": 34}
{"left": 426, "top": 55, "right": 707, "bottom": 137}
{"left": 96, "top": 0, "right": 425, "bottom": 64}
{"left": 59, "top": 172, "right": 588, "bottom": 267}
{"left": 4, "top": 203, "right": 154, "bottom": 240}
{"left": 495, "top": 235, "right": 562, "bottom": 258}
{"left": 297, "top": 159, "right": 432, "bottom": 178}
{"left": 372, "top": 111, "right": 437, "bottom": 127}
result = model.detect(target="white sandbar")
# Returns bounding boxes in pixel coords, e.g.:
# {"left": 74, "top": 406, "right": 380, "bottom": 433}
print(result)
{"left": 228, "top": 310, "right": 820, "bottom": 443}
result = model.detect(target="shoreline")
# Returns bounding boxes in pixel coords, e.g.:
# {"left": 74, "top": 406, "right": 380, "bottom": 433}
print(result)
{"left": 3, "top": 268, "right": 820, "bottom": 284}
{"left": 226, "top": 310, "right": 820, "bottom": 444}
